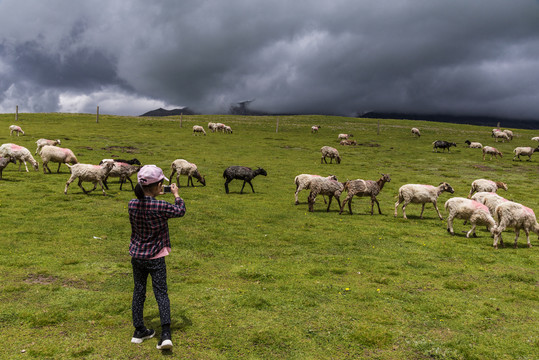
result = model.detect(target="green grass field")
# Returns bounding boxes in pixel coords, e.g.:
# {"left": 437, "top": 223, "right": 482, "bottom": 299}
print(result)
{"left": 0, "top": 113, "right": 537, "bottom": 359}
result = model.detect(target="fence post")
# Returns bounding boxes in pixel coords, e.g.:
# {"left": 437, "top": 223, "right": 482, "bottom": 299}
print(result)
{"left": 180, "top": 112, "right": 183, "bottom": 128}
{"left": 96, "top": 106, "right": 99, "bottom": 123}
{"left": 377, "top": 119, "right": 380, "bottom": 135}
{"left": 15, "top": 105, "right": 18, "bottom": 121}
{"left": 276, "top": 117, "right": 279, "bottom": 133}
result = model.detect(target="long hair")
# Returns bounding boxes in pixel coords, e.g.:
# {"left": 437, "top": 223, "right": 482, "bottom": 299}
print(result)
{"left": 134, "top": 181, "right": 162, "bottom": 200}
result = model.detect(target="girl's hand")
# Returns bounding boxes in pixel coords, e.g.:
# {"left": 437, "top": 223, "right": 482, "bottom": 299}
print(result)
{"left": 170, "top": 183, "right": 180, "bottom": 197}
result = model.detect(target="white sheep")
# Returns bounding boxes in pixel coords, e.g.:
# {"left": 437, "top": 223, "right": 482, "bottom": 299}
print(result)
{"left": 103, "top": 161, "right": 140, "bottom": 190}
{"left": 64, "top": 160, "right": 115, "bottom": 196}
{"left": 0, "top": 155, "right": 16, "bottom": 180}
{"left": 411, "top": 128, "right": 420, "bottom": 137}
{"left": 192, "top": 125, "right": 206, "bottom": 136}
{"left": 503, "top": 129, "right": 514, "bottom": 140}
{"left": 0, "top": 143, "right": 39, "bottom": 172}
{"left": 337, "top": 133, "right": 353, "bottom": 140}
{"left": 531, "top": 136, "right": 539, "bottom": 142}
{"left": 464, "top": 140, "right": 482, "bottom": 148}
{"left": 471, "top": 192, "right": 509, "bottom": 217}
{"left": 169, "top": 159, "right": 206, "bottom": 187}
{"left": 468, "top": 179, "right": 507, "bottom": 198}
{"left": 224, "top": 125, "right": 233, "bottom": 134}
{"left": 311, "top": 125, "right": 320, "bottom": 133}
{"left": 40, "top": 145, "right": 78, "bottom": 173}
{"left": 512, "top": 146, "right": 539, "bottom": 161}
{"left": 493, "top": 201, "right": 539, "bottom": 249}
{"left": 208, "top": 122, "right": 217, "bottom": 132}
{"left": 444, "top": 197, "right": 497, "bottom": 238}
{"left": 321, "top": 146, "right": 341, "bottom": 164}
{"left": 307, "top": 177, "right": 344, "bottom": 212}
{"left": 9, "top": 125, "right": 25, "bottom": 136}
{"left": 394, "top": 182, "right": 455, "bottom": 220}
{"left": 294, "top": 174, "right": 337, "bottom": 205}
{"left": 35, "top": 138, "right": 61, "bottom": 154}
{"left": 482, "top": 146, "right": 503, "bottom": 160}
{"left": 214, "top": 123, "right": 226, "bottom": 132}
{"left": 339, "top": 139, "right": 357, "bottom": 146}
{"left": 493, "top": 131, "right": 510, "bottom": 142}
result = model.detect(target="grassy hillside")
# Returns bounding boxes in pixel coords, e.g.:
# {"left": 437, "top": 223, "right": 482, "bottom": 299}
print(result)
{"left": 0, "top": 113, "right": 537, "bottom": 359}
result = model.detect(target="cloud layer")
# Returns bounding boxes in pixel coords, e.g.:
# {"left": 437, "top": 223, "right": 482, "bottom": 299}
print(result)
{"left": 1, "top": 0, "right": 539, "bottom": 120}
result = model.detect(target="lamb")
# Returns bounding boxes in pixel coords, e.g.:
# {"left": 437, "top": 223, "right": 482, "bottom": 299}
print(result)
{"left": 411, "top": 128, "right": 421, "bottom": 137}
{"left": 337, "top": 133, "right": 353, "bottom": 140}
{"left": 339, "top": 139, "right": 357, "bottom": 146}
{"left": 339, "top": 174, "right": 391, "bottom": 215}
{"left": 64, "top": 160, "right": 116, "bottom": 196}
{"left": 468, "top": 179, "right": 508, "bottom": 198}
{"left": 169, "top": 159, "right": 206, "bottom": 187}
{"left": 311, "top": 125, "right": 320, "bottom": 133}
{"left": 512, "top": 146, "right": 539, "bottom": 161}
{"left": 0, "top": 143, "right": 39, "bottom": 172}
{"left": 294, "top": 174, "right": 337, "bottom": 205}
{"left": 307, "top": 177, "right": 344, "bottom": 212}
{"left": 493, "top": 131, "right": 510, "bottom": 142}
{"left": 35, "top": 138, "right": 61, "bottom": 155}
{"left": 40, "top": 145, "right": 78, "bottom": 173}
{"left": 192, "top": 125, "right": 206, "bottom": 135}
{"left": 321, "top": 146, "right": 341, "bottom": 164}
{"left": 532, "top": 136, "right": 539, "bottom": 142}
{"left": 432, "top": 140, "right": 457, "bottom": 152}
{"left": 464, "top": 140, "right": 482, "bottom": 149}
{"left": 493, "top": 201, "right": 539, "bottom": 249}
{"left": 9, "top": 125, "right": 25, "bottom": 136}
{"left": 444, "top": 197, "right": 497, "bottom": 238}
{"left": 223, "top": 166, "right": 267, "bottom": 194}
{"left": 0, "top": 155, "right": 16, "bottom": 180}
{"left": 394, "top": 182, "right": 455, "bottom": 220}
{"left": 482, "top": 146, "right": 503, "bottom": 160}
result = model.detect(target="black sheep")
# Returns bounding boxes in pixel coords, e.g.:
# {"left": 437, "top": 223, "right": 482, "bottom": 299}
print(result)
{"left": 223, "top": 166, "right": 267, "bottom": 194}
{"left": 432, "top": 140, "right": 457, "bottom": 152}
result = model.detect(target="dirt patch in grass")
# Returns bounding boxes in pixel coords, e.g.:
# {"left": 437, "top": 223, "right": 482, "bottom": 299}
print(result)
{"left": 358, "top": 142, "right": 381, "bottom": 147}
{"left": 24, "top": 274, "right": 56, "bottom": 285}
{"left": 102, "top": 146, "right": 139, "bottom": 154}
{"left": 472, "top": 164, "right": 496, "bottom": 171}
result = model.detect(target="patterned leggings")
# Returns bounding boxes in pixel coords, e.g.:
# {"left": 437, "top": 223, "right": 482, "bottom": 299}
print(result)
{"left": 131, "top": 257, "right": 171, "bottom": 330}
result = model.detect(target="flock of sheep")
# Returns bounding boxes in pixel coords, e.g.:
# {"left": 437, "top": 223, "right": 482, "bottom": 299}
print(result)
{"left": 301, "top": 126, "right": 539, "bottom": 249}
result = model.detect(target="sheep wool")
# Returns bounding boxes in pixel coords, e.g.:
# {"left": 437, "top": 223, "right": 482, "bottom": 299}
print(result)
{"left": 493, "top": 201, "right": 539, "bottom": 249}
{"left": 339, "top": 174, "right": 391, "bottom": 215}
{"left": 170, "top": 159, "right": 206, "bottom": 187}
{"left": 444, "top": 197, "right": 497, "bottom": 238}
{"left": 394, "top": 182, "right": 454, "bottom": 220}
{"left": 0, "top": 143, "right": 39, "bottom": 172}
{"left": 307, "top": 177, "right": 344, "bottom": 212}
{"left": 40, "top": 145, "right": 78, "bottom": 173}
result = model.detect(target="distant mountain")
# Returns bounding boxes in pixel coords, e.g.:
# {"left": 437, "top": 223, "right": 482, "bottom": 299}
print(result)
{"left": 140, "top": 107, "right": 195, "bottom": 117}
{"left": 361, "top": 112, "right": 538, "bottom": 130}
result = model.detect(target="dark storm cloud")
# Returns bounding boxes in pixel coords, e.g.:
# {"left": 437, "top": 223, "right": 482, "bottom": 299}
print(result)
{"left": 1, "top": 0, "right": 539, "bottom": 120}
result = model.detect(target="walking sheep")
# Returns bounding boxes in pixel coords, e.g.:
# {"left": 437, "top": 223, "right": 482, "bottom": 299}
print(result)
{"left": 394, "top": 182, "right": 454, "bottom": 220}
{"left": 471, "top": 192, "right": 509, "bottom": 217}
{"left": 493, "top": 201, "right": 539, "bottom": 249}
{"left": 64, "top": 160, "right": 116, "bottom": 196}
{"left": 223, "top": 166, "right": 267, "bottom": 194}
{"left": 432, "top": 140, "right": 457, "bottom": 152}
{"left": 311, "top": 125, "right": 320, "bottom": 133}
{"left": 512, "top": 146, "right": 539, "bottom": 161}
{"left": 208, "top": 122, "right": 217, "bottom": 132}
{"left": 0, "top": 143, "right": 39, "bottom": 172}
{"left": 493, "top": 131, "right": 510, "bottom": 142}
{"left": 337, "top": 133, "right": 353, "bottom": 140}
{"left": 39, "top": 145, "right": 78, "bottom": 173}
{"left": 464, "top": 140, "right": 482, "bottom": 149}
{"left": 192, "top": 125, "right": 206, "bottom": 136}
{"left": 103, "top": 161, "right": 141, "bottom": 190}
{"left": 9, "top": 125, "right": 24, "bottom": 136}
{"left": 467, "top": 179, "right": 507, "bottom": 198}
{"left": 294, "top": 174, "right": 337, "bottom": 205}
{"left": 339, "top": 174, "right": 391, "bottom": 215}
{"left": 307, "top": 178, "right": 344, "bottom": 212}
{"left": 0, "top": 155, "right": 16, "bottom": 180}
{"left": 482, "top": 146, "right": 503, "bottom": 160}
{"left": 35, "top": 138, "right": 61, "bottom": 155}
{"left": 532, "top": 136, "right": 539, "bottom": 142}
{"left": 411, "top": 128, "right": 421, "bottom": 137}
{"left": 170, "top": 159, "right": 206, "bottom": 187}
{"left": 503, "top": 129, "right": 514, "bottom": 140}
{"left": 444, "top": 197, "right": 497, "bottom": 238}
{"left": 321, "top": 146, "right": 341, "bottom": 164}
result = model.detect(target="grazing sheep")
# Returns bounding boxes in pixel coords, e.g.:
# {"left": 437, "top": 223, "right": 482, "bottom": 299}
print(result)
{"left": 444, "top": 197, "right": 497, "bottom": 238}
{"left": 35, "top": 138, "right": 61, "bottom": 155}
{"left": 192, "top": 125, "right": 206, "bottom": 136}
{"left": 503, "top": 129, "right": 514, "bottom": 140}
{"left": 294, "top": 174, "right": 337, "bottom": 205}
{"left": 411, "top": 128, "right": 421, "bottom": 137}
{"left": 512, "top": 146, "right": 539, "bottom": 161}
{"left": 339, "top": 139, "right": 357, "bottom": 146}
{"left": 394, "top": 182, "right": 455, "bottom": 220}
{"left": 9, "top": 125, "right": 24, "bottom": 136}
{"left": 493, "top": 201, "right": 539, "bottom": 249}
{"left": 40, "top": 145, "right": 78, "bottom": 173}
{"left": 482, "top": 146, "right": 503, "bottom": 160}
{"left": 493, "top": 131, "right": 510, "bottom": 142}
{"left": 471, "top": 192, "right": 509, "bottom": 217}
{"left": 208, "top": 122, "right": 217, "bottom": 132}
{"left": 64, "top": 160, "right": 115, "bottom": 196}
{"left": 311, "top": 125, "right": 320, "bottom": 133}
{"left": 337, "top": 133, "right": 353, "bottom": 140}
{"left": 224, "top": 125, "right": 233, "bottom": 134}
{"left": 307, "top": 178, "right": 344, "bottom": 212}
{"left": 339, "top": 174, "right": 391, "bottom": 215}
{"left": 215, "top": 123, "right": 226, "bottom": 132}
{"left": 531, "top": 136, "right": 539, "bottom": 142}
{"left": 464, "top": 140, "right": 482, "bottom": 149}
{"left": 321, "top": 146, "right": 341, "bottom": 164}
{"left": 432, "top": 140, "right": 457, "bottom": 152}
{"left": 223, "top": 166, "right": 267, "bottom": 194}
{"left": 468, "top": 179, "right": 507, "bottom": 198}
{"left": 101, "top": 161, "right": 141, "bottom": 190}
{"left": 169, "top": 159, "right": 206, "bottom": 187}
{"left": 0, "top": 143, "right": 39, "bottom": 172}
{"left": 0, "top": 155, "right": 16, "bottom": 180}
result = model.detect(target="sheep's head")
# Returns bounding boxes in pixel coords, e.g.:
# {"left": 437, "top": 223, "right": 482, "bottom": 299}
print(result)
{"left": 32, "top": 161, "right": 39, "bottom": 171}
{"left": 256, "top": 168, "right": 268, "bottom": 177}
{"left": 465, "top": 140, "right": 471, "bottom": 145}
{"left": 496, "top": 182, "right": 508, "bottom": 191}
{"left": 198, "top": 174, "right": 206, "bottom": 186}
{"left": 329, "top": 174, "right": 338, "bottom": 181}
{"left": 440, "top": 182, "right": 455, "bottom": 194}
{"left": 381, "top": 173, "right": 391, "bottom": 183}
{"left": 336, "top": 156, "right": 341, "bottom": 164}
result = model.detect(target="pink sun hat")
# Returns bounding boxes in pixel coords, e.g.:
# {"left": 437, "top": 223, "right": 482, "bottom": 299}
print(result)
{"left": 137, "top": 165, "right": 169, "bottom": 185}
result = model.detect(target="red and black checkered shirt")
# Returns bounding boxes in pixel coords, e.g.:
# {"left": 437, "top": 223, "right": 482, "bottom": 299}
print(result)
{"left": 129, "top": 196, "right": 186, "bottom": 259}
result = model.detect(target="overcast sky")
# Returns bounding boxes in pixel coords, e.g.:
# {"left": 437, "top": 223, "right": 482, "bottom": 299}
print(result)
{"left": 1, "top": 0, "right": 539, "bottom": 120}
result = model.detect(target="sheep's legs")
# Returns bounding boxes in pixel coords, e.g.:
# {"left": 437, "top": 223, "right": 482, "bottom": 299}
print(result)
{"left": 57, "top": 162, "right": 62, "bottom": 173}
{"left": 240, "top": 180, "right": 255, "bottom": 193}
{"left": 432, "top": 201, "right": 443, "bottom": 220}
{"left": 339, "top": 195, "right": 353, "bottom": 215}
{"left": 447, "top": 214, "right": 455, "bottom": 235}
{"left": 169, "top": 169, "right": 176, "bottom": 185}
{"left": 224, "top": 179, "right": 232, "bottom": 194}
{"left": 466, "top": 224, "right": 477, "bottom": 238}
{"left": 371, "top": 196, "right": 382, "bottom": 215}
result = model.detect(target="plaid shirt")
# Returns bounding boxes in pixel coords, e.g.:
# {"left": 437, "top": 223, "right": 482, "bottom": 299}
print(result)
{"left": 129, "top": 196, "right": 186, "bottom": 259}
